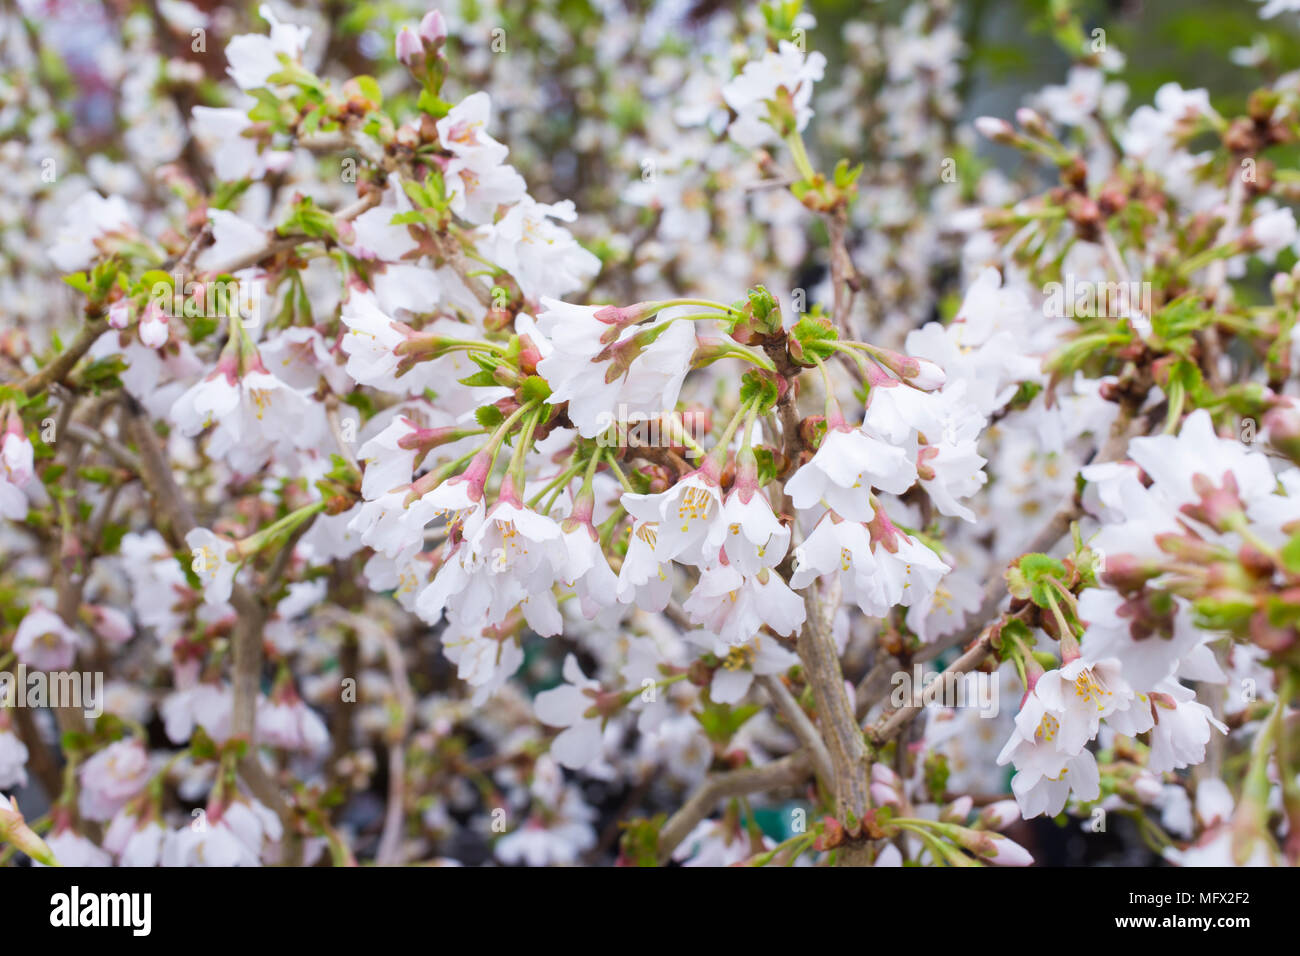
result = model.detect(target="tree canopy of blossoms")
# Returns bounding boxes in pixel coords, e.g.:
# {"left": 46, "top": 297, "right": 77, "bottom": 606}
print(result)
{"left": 2, "top": 0, "right": 1300, "bottom": 869}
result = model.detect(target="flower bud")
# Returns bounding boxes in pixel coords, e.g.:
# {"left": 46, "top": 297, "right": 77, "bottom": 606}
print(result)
{"left": 1015, "top": 107, "right": 1047, "bottom": 136}
{"left": 980, "top": 799, "right": 1020, "bottom": 829}
{"left": 420, "top": 10, "right": 448, "bottom": 44}
{"left": 870, "top": 782, "right": 901, "bottom": 808}
{"left": 139, "top": 301, "right": 169, "bottom": 349}
{"left": 1271, "top": 271, "right": 1294, "bottom": 304}
{"left": 870, "top": 763, "right": 899, "bottom": 786}
{"left": 107, "top": 298, "right": 131, "bottom": 329}
{"left": 1179, "top": 471, "right": 1245, "bottom": 533}
{"left": 395, "top": 26, "right": 422, "bottom": 66}
{"left": 0, "top": 796, "right": 59, "bottom": 865}
{"left": 1264, "top": 403, "right": 1300, "bottom": 465}
{"left": 940, "top": 795, "right": 974, "bottom": 823}
{"left": 974, "top": 116, "right": 1015, "bottom": 143}
{"left": 948, "top": 824, "right": 1034, "bottom": 866}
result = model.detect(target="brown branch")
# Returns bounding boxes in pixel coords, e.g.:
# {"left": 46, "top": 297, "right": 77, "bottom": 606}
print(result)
{"left": 757, "top": 674, "right": 834, "bottom": 788}
{"left": 373, "top": 623, "right": 415, "bottom": 866}
{"left": 19, "top": 318, "right": 107, "bottom": 397}
{"left": 64, "top": 422, "right": 141, "bottom": 473}
{"left": 824, "top": 207, "right": 860, "bottom": 336}
{"left": 656, "top": 751, "right": 811, "bottom": 863}
{"left": 10, "top": 706, "right": 61, "bottom": 799}
{"left": 122, "top": 402, "right": 197, "bottom": 537}
{"left": 200, "top": 193, "right": 381, "bottom": 277}
{"left": 866, "top": 624, "right": 997, "bottom": 745}
{"left": 122, "top": 401, "right": 298, "bottom": 848}
{"left": 795, "top": 576, "right": 872, "bottom": 865}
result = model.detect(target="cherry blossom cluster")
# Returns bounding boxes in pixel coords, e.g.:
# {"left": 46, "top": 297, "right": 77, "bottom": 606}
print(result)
{"left": 1, "top": 0, "right": 1299, "bottom": 871}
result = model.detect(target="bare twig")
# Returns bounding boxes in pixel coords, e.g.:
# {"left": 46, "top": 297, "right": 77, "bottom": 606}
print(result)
{"left": 656, "top": 751, "right": 811, "bottom": 863}
{"left": 200, "top": 193, "right": 381, "bottom": 277}
{"left": 64, "top": 422, "right": 141, "bottom": 473}
{"left": 122, "top": 401, "right": 298, "bottom": 847}
{"left": 866, "top": 624, "right": 997, "bottom": 745}
{"left": 915, "top": 400, "right": 1140, "bottom": 664}
{"left": 757, "top": 674, "right": 834, "bottom": 789}
{"left": 373, "top": 624, "right": 415, "bottom": 866}
{"left": 19, "top": 318, "right": 108, "bottom": 397}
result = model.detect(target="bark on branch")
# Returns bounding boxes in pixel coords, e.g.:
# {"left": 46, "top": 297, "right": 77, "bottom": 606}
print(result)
{"left": 656, "top": 751, "right": 811, "bottom": 863}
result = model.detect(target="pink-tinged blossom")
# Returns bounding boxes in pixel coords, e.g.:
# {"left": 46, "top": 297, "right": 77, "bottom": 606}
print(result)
{"left": 78, "top": 740, "right": 152, "bottom": 822}
{"left": 535, "top": 299, "right": 698, "bottom": 440}
{"left": 13, "top": 605, "right": 81, "bottom": 671}
{"left": 39, "top": 829, "right": 112, "bottom": 867}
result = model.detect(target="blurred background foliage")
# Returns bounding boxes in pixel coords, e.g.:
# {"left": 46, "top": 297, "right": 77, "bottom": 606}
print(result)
{"left": 805, "top": 0, "right": 1300, "bottom": 115}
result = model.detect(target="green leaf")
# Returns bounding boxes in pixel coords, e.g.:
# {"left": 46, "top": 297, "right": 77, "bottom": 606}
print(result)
{"left": 475, "top": 405, "right": 505, "bottom": 429}
{"left": 63, "top": 272, "right": 91, "bottom": 293}
{"left": 695, "top": 696, "right": 759, "bottom": 744}
{"left": 402, "top": 179, "right": 432, "bottom": 209}
{"left": 188, "top": 315, "right": 219, "bottom": 344}
{"left": 76, "top": 466, "right": 114, "bottom": 485}
{"left": 353, "top": 75, "right": 382, "bottom": 108}
{"left": 788, "top": 315, "right": 839, "bottom": 366}
{"left": 739, "top": 370, "right": 780, "bottom": 413}
{"left": 190, "top": 727, "right": 220, "bottom": 761}
{"left": 417, "top": 88, "right": 451, "bottom": 117}
{"left": 458, "top": 370, "right": 500, "bottom": 388}
{"left": 277, "top": 196, "right": 337, "bottom": 240}
{"left": 1151, "top": 296, "right": 1211, "bottom": 343}
{"left": 832, "top": 158, "right": 863, "bottom": 189}
{"left": 60, "top": 731, "right": 92, "bottom": 755}
{"left": 389, "top": 211, "right": 427, "bottom": 226}
{"left": 301, "top": 105, "right": 325, "bottom": 136}
{"left": 518, "top": 376, "right": 552, "bottom": 404}
{"left": 618, "top": 814, "right": 666, "bottom": 867}
{"left": 1007, "top": 552, "right": 1068, "bottom": 608}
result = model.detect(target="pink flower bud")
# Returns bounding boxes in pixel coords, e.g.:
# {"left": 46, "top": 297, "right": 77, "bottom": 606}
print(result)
{"left": 419, "top": 10, "right": 447, "bottom": 44}
{"left": 870, "top": 763, "right": 899, "bottom": 786}
{"left": 981, "top": 799, "right": 1020, "bottom": 829}
{"left": 907, "top": 357, "right": 946, "bottom": 391}
{"left": 396, "top": 26, "right": 422, "bottom": 65}
{"left": 870, "top": 782, "right": 900, "bottom": 808}
{"left": 1271, "top": 271, "right": 1293, "bottom": 302}
{"left": 983, "top": 832, "right": 1034, "bottom": 866}
{"left": 87, "top": 605, "right": 133, "bottom": 646}
{"left": 1132, "top": 771, "right": 1162, "bottom": 804}
{"left": 1015, "top": 107, "right": 1047, "bottom": 135}
{"left": 0, "top": 796, "right": 59, "bottom": 866}
{"left": 974, "top": 116, "right": 1015, "bottom": 143}
{"left": 139, "top": 303, "right": 169, "bottom": 349}
{"left": 107, "top": 299, "right": 131, "bottom": 329}
{"left": 941, "top": 795, "right": 974, "bottom": 823}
